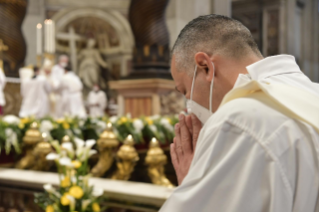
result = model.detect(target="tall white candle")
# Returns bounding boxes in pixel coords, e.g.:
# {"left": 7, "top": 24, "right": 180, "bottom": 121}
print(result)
{"left": 44, "top": 19, "right": 48, "bottom": 53}
{"left": 36, "top": 23, "right": 42, "bottom": 55}
{"left": 52, "top": 20, "right": 55, "bottom": 53}
{"left": 48, "top": 20, "right": 52, "bottom": 53}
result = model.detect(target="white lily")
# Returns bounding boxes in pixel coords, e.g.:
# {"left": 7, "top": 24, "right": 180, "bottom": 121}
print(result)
{"left": 85, "top": 139, "right": 96, "bottom": 149}
{"left": 59, "top": 157, "right": 74, "bottom": 167}
{"left": 5, "top": 128, "right": 19, "bottom": 154}
{"left": 160, "top": 118, "right": 174, "bottom": 132}
{"left": 67, "top": 195, "right": 76, "bottom": 211}
{"left": 149, "top": 125, "right": 157, "bottom": 133}
{"left": 109, "top": 116, "right": 118, "bottom": 124}
{"left": 43, "top": 184, "right": 55, "bottom": 193}
{"left": 92, "top": 187, "right": 104, "bottom": 197}
{"left": 46, "top": 152, "right": 59, "bottom": 160}
{"left": 88, "top": 149, "right": 97, "bottom": 157}
{"left": 133, "top": 119, "right": 144, "bottom": 133}
{"left": 40, "top": 120, "right": 54, "bottom": 133}
{"left": 3, "top": 115, "right": 20, "bottom": 125}
{"left": 74, "top": 137, "right": 85, "bottom": 150}
{"left": 61, "top": 142, "right": 74, "bottom": 158}
{"left": 50, "top": 140, "right": 61, "bottom": 153}
{"left": 82, "top": 199, "right": 92, "bottom": 211}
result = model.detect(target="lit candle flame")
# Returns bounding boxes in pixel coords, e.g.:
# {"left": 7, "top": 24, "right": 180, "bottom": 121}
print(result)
{"left": 37, "top": 23, "right": 42, "bottom": 29}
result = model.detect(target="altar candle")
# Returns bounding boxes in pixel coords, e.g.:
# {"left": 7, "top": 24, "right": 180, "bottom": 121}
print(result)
{"left": 44, "top": 19, "right": 48, "bottom": 53}
{"left": 52, "top": 20, "right": 55, "bottom": 53}
{"left": 36, "top": 23, "right": 42, "bottom": 55}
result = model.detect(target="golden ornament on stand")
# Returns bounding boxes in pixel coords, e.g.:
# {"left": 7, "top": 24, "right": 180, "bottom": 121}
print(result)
{"left": 111, "top": 134, "right": 139, "bottom": 181}
{"left": 145, "top": 138, "right": 174, "bottom": 188}
{"left": 91, "top": 122, "right": 119, "bottom": 177}
{"left": 62, "top": 135, "right": 71, "bottom": 143}
{"left": 30, "top": 132, "right": 53, "bottom": 171}
{"left": 15, "top": 122, "right": 43, "bottom": 169}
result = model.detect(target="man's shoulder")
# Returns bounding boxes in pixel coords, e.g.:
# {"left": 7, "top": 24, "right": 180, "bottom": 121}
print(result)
{"left": 209, "top": 94, "right": 291, "bottom": 140}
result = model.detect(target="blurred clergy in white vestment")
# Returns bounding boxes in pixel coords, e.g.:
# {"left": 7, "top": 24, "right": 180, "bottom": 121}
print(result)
{"left": 87, "top": 84, "right": 107, "bottom": 117}
{"left": 59, "top": 65, "right": 86, "bottom": 118}
{"left": 19, "top": 66, "right": 52, "bottom": 118}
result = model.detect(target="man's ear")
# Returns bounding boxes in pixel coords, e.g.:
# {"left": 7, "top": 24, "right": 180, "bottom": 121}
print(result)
{"left": 194, "top": 52, "right": 215, "bottom": 82}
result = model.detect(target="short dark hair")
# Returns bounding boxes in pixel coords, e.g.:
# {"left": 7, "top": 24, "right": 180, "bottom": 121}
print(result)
{"left": 172, "top": 14, "right": 263, "bottom": 73}
{"left": 33, "top": 66, "right": 39, "bottom": 73}
{"left": 65, "top": 64, "right": 72, "bottom": 72}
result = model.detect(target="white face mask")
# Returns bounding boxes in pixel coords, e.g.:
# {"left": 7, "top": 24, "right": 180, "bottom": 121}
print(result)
{"left": 60, "top": 62, "right": 67, "bottom": 68}
{"left": 186, "top": 63, "right": 215, "bottom": 124}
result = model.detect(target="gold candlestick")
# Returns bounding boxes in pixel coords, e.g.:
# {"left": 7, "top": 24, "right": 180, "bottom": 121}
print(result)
{"left": 145, "top": 138, "right": 174, "bottom": 187}
{"left": 15, "top": 122, "right": 43, "bottom": 169}
{"left": 111, "top": 135, "right": 139, "bottom": 181}
{"left": 91, "top": 123, "right": 119, "bottom": 177}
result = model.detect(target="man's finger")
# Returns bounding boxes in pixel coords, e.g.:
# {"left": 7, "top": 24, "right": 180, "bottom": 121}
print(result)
{"left": 174, "top": 123, "right": 183, "bottom": 156}
{"left": 185, "top": 115, "right": 193, "bottom": 135}
{"left": 170, "top": 143, "right": 179, "bottom": 170}
{"left": 191, "top": 114, "right": 202, "bottom": 150}
{"left": 179, "top": 114, "right": 192, "bottom": 154}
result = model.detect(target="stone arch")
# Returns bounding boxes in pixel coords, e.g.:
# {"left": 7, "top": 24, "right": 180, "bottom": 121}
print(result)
{"left": 51, "top": 7, "right": 134, "bottom": 52}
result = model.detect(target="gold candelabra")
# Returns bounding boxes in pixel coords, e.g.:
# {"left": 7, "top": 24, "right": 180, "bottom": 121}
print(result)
{"left": 111, "top": 135, "right": 139, "bottom": 181}
{"left": 15, "top": 122, "right": 43, "bottom": 169}
{"left": 145, "top": 138, "right": 174, "bottom": 187}
{"left": 91, "top": 123, "right": 119, "bottom": 177}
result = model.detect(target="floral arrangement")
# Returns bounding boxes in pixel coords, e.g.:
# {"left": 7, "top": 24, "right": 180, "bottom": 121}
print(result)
{"left": 0, "top": 114, "right": 178, "bottom": 154}
{"left": 34, "top": 138, "right": 104, "bottom": 212}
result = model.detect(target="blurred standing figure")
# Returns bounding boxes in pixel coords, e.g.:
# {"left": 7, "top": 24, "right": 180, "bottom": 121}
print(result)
{"left": 60, "top": 65, "right": 86, "bottom": 118}
{"left": 51, "top": 55, "right": 69, "bottom": 118}
{"left": 19, "top": 66, "right": 51, "bottom": 118}
{"left": 0, "top": 68, "right": 6, "bottom": 115}
{"left": 87, "top": 84, "right": 107, "bottom": 117}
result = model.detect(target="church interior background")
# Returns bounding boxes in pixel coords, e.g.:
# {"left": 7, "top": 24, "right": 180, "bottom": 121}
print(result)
{"left": 0, "top": 0, "right": 318, "bottom": 211}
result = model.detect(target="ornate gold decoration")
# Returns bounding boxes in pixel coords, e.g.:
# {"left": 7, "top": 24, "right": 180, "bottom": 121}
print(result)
{"left": 15, "top": 122, "right": 43, "bottom": 169}
{"left": 111, "top": 135, "right": 139, "bottom": 181}
{"left": 30, "top": 141, "right": 52, "bottom": 171}
{"left": 91, "top": 123, "right": 119, "bottom": 177}
{"left": 62, "top": 135, "right": 71, "bottom": 143}
{"left": 145, "top": 138, "right": 174, "bottom": 187}
{"left": 0, "top": 39, "right": 9, "bottom": 70}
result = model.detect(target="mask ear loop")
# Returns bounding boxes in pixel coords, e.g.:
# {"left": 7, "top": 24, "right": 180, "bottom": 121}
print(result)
{"left": 190, "top": 65, "right": 197, "bottom": 101}
{"left": 209, "top": 63, "right": 215, "bottom": 113}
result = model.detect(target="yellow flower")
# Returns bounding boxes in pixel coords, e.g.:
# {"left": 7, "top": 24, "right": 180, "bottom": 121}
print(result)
{"left": 71, "top": 160, "right": 82, "bottom": 169}
{"left": 60, "top": 176, "right": 71, "bottom": 188}
{"left": 69, "top": 186, "right": 84, "bottom": 199}
{"left": 92, "top": 202, "right": 101, "bottom": 212}
{"left": 118, "top": 117, "right": 128, "bottom": 125}
{"left": 60, "top": 194, "right": 70, "bottom": 206}
{"left": 20, "top": 118, "right": 29, "bottom": 124}
{"left": 18, "top": 122, "right": 25, "bottom": 129}
{"left": 63, "top": 122, "right": 70, "bottom": 129}
{"left": 145, "top": 117, "right": 153, "bottom": 125}
{"left": 46, "top": 205, "right": 54, "bottom": 212}
{"left": 166, "top": 118, "right": 172, "bottom": 124}
{"left": 56, "top": 119, "right": 64, "bottom": 124}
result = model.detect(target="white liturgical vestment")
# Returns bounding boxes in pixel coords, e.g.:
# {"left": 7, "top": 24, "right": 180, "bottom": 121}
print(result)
{"left": 87, "top": 90, "right": 107, "bottom": 117}
{"left": 19, "top": 75, "right": 51, "bottom": 118}
{"left": 160, "top": 55, "right": 319, "bottom": 212}
{"left": 60, "top": 72, "right": 86, "bottom": 118}
{"left": 51, "top": 64, "right": 65, "bottom": 118}
{"left": 0, "top": 69, "right": 6, "bottom": 106}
